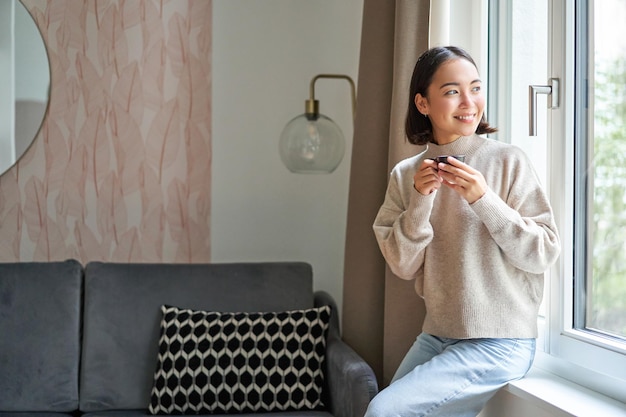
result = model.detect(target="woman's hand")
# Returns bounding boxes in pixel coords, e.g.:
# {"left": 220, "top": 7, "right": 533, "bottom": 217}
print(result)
{"left": 413, "top": 159, "right": 442, "bottom": 195}
{"left": 436, "top": 156, "right": 487, "bottom": 204}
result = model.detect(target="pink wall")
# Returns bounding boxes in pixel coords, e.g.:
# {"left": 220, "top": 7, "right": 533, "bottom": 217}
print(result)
{"left": 0, "top": 0, "right": 212, "bottom": 263}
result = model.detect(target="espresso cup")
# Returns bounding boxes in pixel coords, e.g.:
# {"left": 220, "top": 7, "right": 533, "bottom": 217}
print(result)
{"left": 434, "top": 155, "right": 465, "bottom": 164}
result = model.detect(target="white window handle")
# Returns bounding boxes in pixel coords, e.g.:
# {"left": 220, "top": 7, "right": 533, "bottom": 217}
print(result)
{"left": 528, "top": 78, "right": 559, "bottom": 136}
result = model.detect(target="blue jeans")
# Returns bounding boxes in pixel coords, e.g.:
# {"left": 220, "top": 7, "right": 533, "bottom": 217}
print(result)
{"left": 364, "top": 333, "right": 536, "bottom": 417}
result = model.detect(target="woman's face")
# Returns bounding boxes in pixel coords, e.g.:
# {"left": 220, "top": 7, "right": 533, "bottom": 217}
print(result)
{"left": 415, "top": 58, "right": 485, "bottom": 145}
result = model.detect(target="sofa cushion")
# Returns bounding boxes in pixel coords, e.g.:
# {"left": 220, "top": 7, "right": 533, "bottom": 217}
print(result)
{"left": 149, "top": 304, "right": 330, "bottom": 414}
{"left": 80, "top": 262, "right": 315, "bottom": 412}
{"left": 0, "top": 260, "right": 82, "bottom": 412}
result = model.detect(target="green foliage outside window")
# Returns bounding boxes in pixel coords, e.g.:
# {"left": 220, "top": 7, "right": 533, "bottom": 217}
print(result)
{"left": 590, "top": 56, "right": 626, "bottom": 337}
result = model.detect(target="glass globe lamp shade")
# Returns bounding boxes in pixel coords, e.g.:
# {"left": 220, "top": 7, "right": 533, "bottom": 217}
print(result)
{"left": 279, "top": 113, "right": 345, "bottom": 174}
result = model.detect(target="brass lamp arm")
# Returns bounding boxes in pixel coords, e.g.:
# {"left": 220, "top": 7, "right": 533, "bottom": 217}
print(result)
{"left": 305, "top": 74, "right": 356, "bottom": 123}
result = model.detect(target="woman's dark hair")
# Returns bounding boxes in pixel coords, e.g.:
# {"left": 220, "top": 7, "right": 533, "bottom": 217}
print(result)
{"left": 405, "top": 46, "right": 497, "bottom": 145}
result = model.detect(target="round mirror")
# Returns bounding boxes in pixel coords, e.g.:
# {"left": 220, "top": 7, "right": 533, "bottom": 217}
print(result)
{"left": 0, "top": 0, "right": 50, "bottom": 176}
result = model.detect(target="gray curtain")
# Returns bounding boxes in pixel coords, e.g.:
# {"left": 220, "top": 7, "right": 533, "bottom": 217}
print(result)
{"left": 342, "top": 0, "right": 430, "bottom": 387}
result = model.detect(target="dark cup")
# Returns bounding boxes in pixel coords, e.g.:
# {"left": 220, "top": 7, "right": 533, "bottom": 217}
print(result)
{"left": 434, "top": 154, "right": 465, "bottom": 164}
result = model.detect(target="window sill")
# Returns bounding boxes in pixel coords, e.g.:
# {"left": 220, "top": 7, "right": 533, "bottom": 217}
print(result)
{"left": 505, "top": 367, "right": 626, "bottom": 417}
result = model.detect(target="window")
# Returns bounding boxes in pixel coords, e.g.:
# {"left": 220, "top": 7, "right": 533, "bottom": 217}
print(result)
{"left": 487, "top": 0, "right": 626, "bottom": 402}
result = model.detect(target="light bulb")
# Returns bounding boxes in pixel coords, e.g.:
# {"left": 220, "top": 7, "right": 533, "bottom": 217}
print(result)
{"left": 300, "top": 122, "right": 321, "bottom": 161}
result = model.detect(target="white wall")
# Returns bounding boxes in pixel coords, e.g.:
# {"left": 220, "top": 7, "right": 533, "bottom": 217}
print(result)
{"left": 211, "top": 1, "right": 363, "bottom": 313}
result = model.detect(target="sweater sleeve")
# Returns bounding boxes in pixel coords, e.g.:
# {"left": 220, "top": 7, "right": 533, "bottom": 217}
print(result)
{"left": 372, "top": 167, "right": 436, "bottom": 280}
{"left": 470, "top": 154, "right": 561, "bottom": 274}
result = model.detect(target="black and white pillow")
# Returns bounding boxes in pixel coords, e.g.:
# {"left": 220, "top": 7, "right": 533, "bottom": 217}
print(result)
{"left": 148, "top": 304, "right": 331, "bottom": 414}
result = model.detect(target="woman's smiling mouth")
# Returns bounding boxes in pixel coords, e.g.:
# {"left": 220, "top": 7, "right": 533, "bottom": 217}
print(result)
{"left": 455, "top": 114, "right": 476, "bottom": 122}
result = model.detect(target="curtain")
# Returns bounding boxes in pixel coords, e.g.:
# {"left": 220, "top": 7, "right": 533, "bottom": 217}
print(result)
{"left": 342, "top": 0, "right": 431, "bottom": 387}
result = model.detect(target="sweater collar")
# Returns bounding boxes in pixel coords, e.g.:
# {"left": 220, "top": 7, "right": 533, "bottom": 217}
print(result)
{"left": 424, "top": 134, "right": 484, "bottom": 159}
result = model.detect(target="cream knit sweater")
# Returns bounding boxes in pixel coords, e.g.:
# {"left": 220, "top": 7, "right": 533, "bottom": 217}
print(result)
{"left": 373, "top": 134, "right": 561, "bottom": 339}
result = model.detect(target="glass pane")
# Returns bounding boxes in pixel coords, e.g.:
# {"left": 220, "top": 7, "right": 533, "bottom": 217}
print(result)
{"left": 488, "top": 0, "right": 548, "bottom": 182}
{"left": 585, "top": 0, "right": 626, "bottom": 338}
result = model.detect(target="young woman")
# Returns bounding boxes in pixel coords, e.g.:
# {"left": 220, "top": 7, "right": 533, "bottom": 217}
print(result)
{"left": 366, "top": 46, "right": 561, "bottom": 416}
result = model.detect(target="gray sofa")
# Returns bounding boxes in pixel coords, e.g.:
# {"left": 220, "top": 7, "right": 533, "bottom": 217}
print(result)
{"left": 0, "top": 260, "right": 377, "bottom": 417}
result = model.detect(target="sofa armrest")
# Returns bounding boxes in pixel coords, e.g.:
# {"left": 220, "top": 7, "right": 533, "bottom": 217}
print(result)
{"left": 315, "top": 291, "right": 378, "bottom": 417}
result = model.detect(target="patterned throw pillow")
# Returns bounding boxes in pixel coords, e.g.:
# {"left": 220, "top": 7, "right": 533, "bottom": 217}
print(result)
{"left": 148, "top": 304, "right": 331, "bottom": 414}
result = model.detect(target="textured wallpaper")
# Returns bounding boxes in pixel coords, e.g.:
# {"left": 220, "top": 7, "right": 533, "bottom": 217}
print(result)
{"left": 0, "top": 0, "right": 212, "bottom": 263}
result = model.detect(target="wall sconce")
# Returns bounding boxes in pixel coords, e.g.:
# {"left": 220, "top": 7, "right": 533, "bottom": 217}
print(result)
{"left": 279, "top": 74, "right": 356, "bottom": 174}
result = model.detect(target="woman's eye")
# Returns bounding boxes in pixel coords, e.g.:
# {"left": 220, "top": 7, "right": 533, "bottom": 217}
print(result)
{"left": 445, "top": 89, "right": 458, "bottom": 96}
{"left": 472, "top": 86, "right": 481, "bottom": 92}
